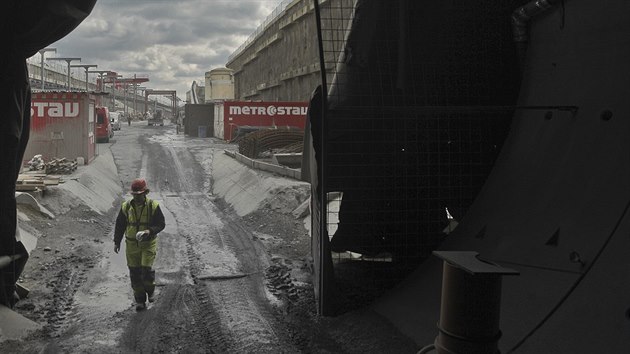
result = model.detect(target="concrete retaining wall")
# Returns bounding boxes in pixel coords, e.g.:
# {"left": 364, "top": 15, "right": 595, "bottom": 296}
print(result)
{"left": 223, "top": 150, "right": 301, "bottom": 180}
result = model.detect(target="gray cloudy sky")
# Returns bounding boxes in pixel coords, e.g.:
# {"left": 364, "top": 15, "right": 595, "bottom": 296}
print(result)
{"left": 47, "top": 0, "right": 284, "bottom": 100}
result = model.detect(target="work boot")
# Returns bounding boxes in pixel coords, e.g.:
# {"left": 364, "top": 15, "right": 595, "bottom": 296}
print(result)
{"left": 135, "top": 302, "right": 146, "bottom": 311}
{"left": 147, "top": 292, "right": 155, "bottom": 303}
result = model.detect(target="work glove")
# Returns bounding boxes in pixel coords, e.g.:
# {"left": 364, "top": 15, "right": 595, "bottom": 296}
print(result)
{"left": 114, "top": 243, "right": 120, "bottom": 254}
{"left": 136, "top": 230, "right": 150, "bottom": 242}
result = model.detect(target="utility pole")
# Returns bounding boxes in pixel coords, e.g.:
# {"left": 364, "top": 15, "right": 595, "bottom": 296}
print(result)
{"left": 138, "top": 87, "right": 147, "bottom": 115}
{"left": 109, "top": 74, "right": 123, "bottom": 111}
{"left": 132, "top": 84, "right": 137, "bottom": 114}
{"left": 38, "top": 48, "right": 56, "bottom": 90}
{"left": 87, "top": 70, "right": 112, "bottom": 106}
{"left": 70, "top": 64, "right": 98, "bottom": 91}
{"left": 87, "top": 70, "right": 110, "bottom": 92}
{"left": 123, "top": 82, "right": 129, "bottom": 116}
{"left": 132, "top": 74, "right": 137, "bottom": 115}
{"left": 116, "top": 75, "right": 149, "bottom": 115}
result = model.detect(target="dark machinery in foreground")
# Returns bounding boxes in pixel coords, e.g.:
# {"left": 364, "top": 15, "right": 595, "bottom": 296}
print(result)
{"left": 306, "top": 0, "right": 630, "bottom": 352}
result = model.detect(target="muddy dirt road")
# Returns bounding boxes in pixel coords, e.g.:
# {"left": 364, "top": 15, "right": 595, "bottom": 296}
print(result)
{"left": 2, "top": 122, "right": 309, "bottom": 353}
{"left": 110, "top": 124, "right": 301, "bottom": 353}
{"left": 2, "top": 121, "right": 418, "bottom": 354}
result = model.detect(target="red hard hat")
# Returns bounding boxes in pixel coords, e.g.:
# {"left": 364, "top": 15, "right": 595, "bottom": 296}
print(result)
{"left": 130, "top": 178, "right": 149, "bottom": 194}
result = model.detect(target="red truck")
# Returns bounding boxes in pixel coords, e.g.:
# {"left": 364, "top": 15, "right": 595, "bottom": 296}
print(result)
{"left": 95, "top": 106, "right": 113, "bottom": 143}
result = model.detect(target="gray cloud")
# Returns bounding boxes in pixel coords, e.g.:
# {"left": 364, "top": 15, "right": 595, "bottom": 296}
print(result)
{"left": 45, "top": 0, "right": 285, "bottom": 100}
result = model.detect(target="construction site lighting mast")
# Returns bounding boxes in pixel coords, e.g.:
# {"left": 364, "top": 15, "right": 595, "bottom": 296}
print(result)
{"left": 70, "top": 64, "right": 97, "bottom": 92}
{"left": 87, "top": 70, "right": 113, "bottom": 106}
{"left": 86, "top": 70, "right": 111, "bottom": 92}
{"left": 127, "top": 74, "right": 151, "bottom": 114}
{"left": 108, "top": 74, "right": 123, "bottom": 111}
{"left": 166, "top": 95, "right": 175, "bottom": 117}
{"left": 46, "top": 57, "right": 81, "bottom": 91}
{"left": 114, "top": 75, "right": 150, "bottom": 114}
{"left": 135, "top": 86, "right": 146, "bottom": 114}
{"left": 131, "top": 84, "right": 143, "bottom": 114}
{"left": 122, "top": 82, "right": 127, "bottom": 115}
{"left": 38, "top": 48, "right": 56, "bottom": 90}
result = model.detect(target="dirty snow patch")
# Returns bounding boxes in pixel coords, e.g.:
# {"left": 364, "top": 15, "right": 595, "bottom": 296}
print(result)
{"left": 56, "top": 149, "right": 121, "bottom": 214}
{"left": 211, "top": 151, "right": 309, "bottom": 216}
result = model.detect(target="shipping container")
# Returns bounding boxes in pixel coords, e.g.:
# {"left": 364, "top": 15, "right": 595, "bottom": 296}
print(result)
{"left": 25, "top": 92, "right": 96, "bottom": 165}
{"left": 184, "top": 103, "right": 215, "bottom": 137}
{"left": 95, "top": 106, "right": 112, "bottom": 142}
{"left": 220, "top": 101, "right": 308, "bottom": 141}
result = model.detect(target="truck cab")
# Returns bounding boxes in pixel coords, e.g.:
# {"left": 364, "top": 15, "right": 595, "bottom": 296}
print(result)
{"left": 95, "top": 106, "right": 113, "bottom": 142}
{"left": 148, "top": 109, "right": 164, "bottom": 126}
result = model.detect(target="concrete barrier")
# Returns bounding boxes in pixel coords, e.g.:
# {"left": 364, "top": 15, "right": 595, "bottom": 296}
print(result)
{"left": 224, "top": 150, "right": 302, "bottom": 180}
{"left": 0, "top": 305, "right": 42, "bottom": 343}
{"left": 271, "top": 153, "right": 302, "bottom": 169}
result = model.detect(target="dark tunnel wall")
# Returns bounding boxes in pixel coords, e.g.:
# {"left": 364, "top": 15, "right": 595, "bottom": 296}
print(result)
{"left": 325, "top": 0, "right": 525, "bottom": 262}
{"left": 372, "top": 0, "right": 630, "bottom": 352}
{"left": 328, "top": 0, "right": 524, "bottom": 106}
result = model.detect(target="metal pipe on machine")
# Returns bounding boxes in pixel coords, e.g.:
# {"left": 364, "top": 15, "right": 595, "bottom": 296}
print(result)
{"left": 432, "top": 251, "right": 519, "bottom": 354}
{"left": 511, "top": 0, "right": 560, "bottom": 68}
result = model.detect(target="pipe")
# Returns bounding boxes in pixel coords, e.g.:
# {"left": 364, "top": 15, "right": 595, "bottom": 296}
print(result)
{"left": 511, "top": 0, "right": 561, "bottom": 68}
{"left": 418, "top": 344, "right": 436, "bottom": 354}
{"left": 511, "top": 0, "right": 557, "bottom": 43}
{"left": 432, "top": 252, "right": 519, "bottom": 354}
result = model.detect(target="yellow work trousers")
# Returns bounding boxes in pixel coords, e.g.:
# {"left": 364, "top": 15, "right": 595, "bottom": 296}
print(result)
{"left": 125, "top": 238, "right": 157, "bottom": 303}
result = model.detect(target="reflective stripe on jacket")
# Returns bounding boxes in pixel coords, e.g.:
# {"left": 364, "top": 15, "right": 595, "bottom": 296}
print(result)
{"left": 122, "top": 198, "right": 159, "bottom": 241}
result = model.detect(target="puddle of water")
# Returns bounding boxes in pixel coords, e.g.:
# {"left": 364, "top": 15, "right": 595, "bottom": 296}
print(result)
{"left": 74, "top": 249, "right": 131, "bottom": 314}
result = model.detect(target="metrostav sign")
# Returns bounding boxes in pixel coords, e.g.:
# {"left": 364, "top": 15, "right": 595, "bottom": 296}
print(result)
{"left": 228, "top": 104, "right": 308, "bottom": 117}
{"left": 223, "top": 101, "right": 308, "bottom": 140}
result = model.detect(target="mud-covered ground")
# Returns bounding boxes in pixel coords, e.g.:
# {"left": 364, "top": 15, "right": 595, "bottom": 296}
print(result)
{"left": 1, "top": 122, "right": 417, "bottom": 353}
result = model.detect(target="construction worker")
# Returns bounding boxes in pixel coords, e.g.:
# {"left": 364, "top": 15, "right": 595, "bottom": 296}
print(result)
{"left": 113, "top": 178, "right": 165, "bottom": 311}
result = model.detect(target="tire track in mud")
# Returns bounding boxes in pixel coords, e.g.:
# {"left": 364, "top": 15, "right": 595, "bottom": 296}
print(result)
{"left": 39, "top": 249, "right": 99, "bottom": 347}
{"left": 120, "top": 276, "right": 226, "bottom": 354}
{"left": 213, "top": 213, "right": 298, "bottom": 353}
{"left": 163, "top": 193, "right": 241, "bottom": 353}
{"left": 116, "top": 136, "right": 229, "bottom": 353}
{"left": 159, "top": 143, "right": 296, "bottom": 352}
{"left": 44, "top": 266, "right": 81, "bottom": 336}
{"left": 183, "top": 222, "right": 230, "bottom": 353}
{"left": 187, "top": 222, "right": 293, "bottom": 353}
{"left": 193, "top": 198, "right": 295, "bottom": 352}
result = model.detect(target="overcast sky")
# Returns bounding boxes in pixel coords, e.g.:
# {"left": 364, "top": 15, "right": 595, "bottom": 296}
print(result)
{"left": 44, "top": 0, "right": 285, "bottom": 100}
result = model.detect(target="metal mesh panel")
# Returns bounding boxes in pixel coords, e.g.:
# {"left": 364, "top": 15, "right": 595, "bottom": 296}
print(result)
{"left": 315, "top": 0, "right": 522, "bottom": 314}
